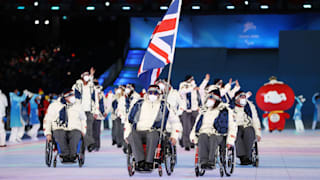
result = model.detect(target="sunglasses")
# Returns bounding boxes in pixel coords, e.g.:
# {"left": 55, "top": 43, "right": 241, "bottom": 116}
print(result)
{"left": 208, "top": 94, "right": 221, "bottom": 101}
{"left": 148, "top": 91, "right": 159, "bottom": 95}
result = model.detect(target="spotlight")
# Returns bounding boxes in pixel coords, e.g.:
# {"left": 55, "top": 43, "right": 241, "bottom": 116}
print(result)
{"left": 62, "top": 16, "right": 67, "bottom": 20}
{"left": 303, "top": 4, "right": 312, "bottom": 9}
{"left": 105, "top": 1, "right": 110, "bottom": 7}
{"left": 51, "top": 6, "right": 60, "bottom": 11}
{"left": 192, "top": 5, "right": 200, "bottom": 10}
{"left": 86, "top": 6, "right": 95, "bottom": 11}
{"left": 244, "top": 1, "right": 249, "bottom": 5}
{"left": 260, "top": 5, "right": 269, "bottom": 9}
{"left": 226, "top": 5, "right": 235, "bottom": 10}
{"left": 121, "top": 6, "right": 131, "bottom": 11}
{"left": 17, "top": 6, "right": 25, "bottom": 10}
{"left": 34, "top": 1, "right": 39, "bottom": 7}
{"left": 34, "top": 20, "right": 40, "bottom": 25}
{"left": 44, "top": 20, "right": 50, "bottom": 25}
{"left": 160, "top": 6, "right": 168, "bottom": 10}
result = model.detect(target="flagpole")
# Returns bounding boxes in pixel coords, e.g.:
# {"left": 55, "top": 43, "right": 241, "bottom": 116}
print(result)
{"left": 154, "top": 58, "right": 174, "bottom": 163}
{"left": 155, "top": 0, "right": 181, "bottom": 162}
{"left": 158, "top": 61, "right": 173, "bottom": 141}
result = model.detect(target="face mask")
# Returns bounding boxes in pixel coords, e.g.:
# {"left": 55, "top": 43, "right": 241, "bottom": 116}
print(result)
{"left": 125, "top": 88, "right": 131, "bottom": 94}
{"left": 116, "top": 89, "right": 122, "bottom": 94}
{"left": 206, "top": 99, "right": 215, "bottom": 108}
{"left": 83, "top": 76, "right": 90, "bottom": 82}
{"left": 191, "top": 80, "right": 196, "bottom": 86}
{"left": 53, "top": 96, "right": 58, "bottom": 99}
{"left": 148, "top": 95, "right": 158, "bottom": 102}
{"left": 189, "top": 81, "right": 196, "bottom": 89}
{"left": 239, "top": 98, "right": 247, "bottom": 106}
{"left": 158, "top": 83, "right": 165, "bottom": 91}
{"left": 68, "top": 96, "right": 76, "bottom": 104}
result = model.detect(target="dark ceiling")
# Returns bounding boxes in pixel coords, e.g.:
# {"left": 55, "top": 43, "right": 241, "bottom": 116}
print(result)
{"left": 0, "top": 0, "right": 319, "bottom": 17}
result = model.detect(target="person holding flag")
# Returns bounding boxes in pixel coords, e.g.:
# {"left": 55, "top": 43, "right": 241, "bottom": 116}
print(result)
{"left": 124, "top": 85, "right": 170, "bottom": 171}
{"left": 136, "top": 0, "right": 182, "bottom": 152}
{"left": 125, "top": 0, "right": 182, "bottom": 173}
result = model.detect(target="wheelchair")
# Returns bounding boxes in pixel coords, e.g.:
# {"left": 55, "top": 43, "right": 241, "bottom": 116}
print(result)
{"left": 45, "top": 135, "right": 85, "bottom": 168}
{"left": 126, "top": 132, "right": 176, "bottom": 177}
{"left": 251, "top": 140, "right": 259, "bottom": 167}
{"left": 194, "top": 137, "right": 235, "bottom": 177}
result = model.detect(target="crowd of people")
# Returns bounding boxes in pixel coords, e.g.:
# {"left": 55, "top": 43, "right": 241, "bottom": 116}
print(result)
{"left": 1, "top": 68, "right": 319, "bottom": 171}
{"left": 1, "top": 70, "right": 262, "bottom": 169}
{"left": 110, "top": 74, "right": 262, "bottom": 171}
{"left": 0, "top": 44, "right": 81, "bottom": 94}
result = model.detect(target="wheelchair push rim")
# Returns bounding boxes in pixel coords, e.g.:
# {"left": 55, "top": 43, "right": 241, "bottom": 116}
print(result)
{"left": 164, "top": 141, "right": 175, "bottom": 176}
{"left": 45, "top": 141, "right": 53, "bottom": 167}
{"left": 223, "top": 146, "right": 235, "bottom": 176}
{"left": 252, "top": 141, "right": 259, "bottom": 167}
{"left": 194, "top": 145, "right": 205, "bottom": 177}
{"left": 126, "top": 144, "right": 135, "bottom": 176}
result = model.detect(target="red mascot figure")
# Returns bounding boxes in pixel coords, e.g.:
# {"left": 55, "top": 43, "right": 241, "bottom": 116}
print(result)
{"left": 256, "top": 76, "right": 295, "bottom": 132}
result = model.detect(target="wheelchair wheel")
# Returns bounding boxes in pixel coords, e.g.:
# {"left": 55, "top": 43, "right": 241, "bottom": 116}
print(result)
{"left": 158, "top": 165, "right": 163, "bottom": 177}
{"left": 171, "top": 146, "right": 177, "bottom": 172}
{"left": 164, "top": 142, "right": 173, "bottom": 176}
{"left": 78, "top": 153, "right": 85, "bottom": 168}
{"left": 45, "top": 141, "right": 53, "bottom": 167}
{"left": 78, "top": 138, "right": 86, "bottom": 168}
{"left": 220, "top": 167, "right": 224, "bottom": 177}
{"left": 217, "top": 146, "right": 224, "bottom": 177}
{"left": 53, "top": 159, "right": 57, "bottom": 168}
{"left": 199, "top": 168, "right": 205, "bottom": 176}
{"left": 127, "top": 144, "right": 135, "bottom": 176}
{"left": 195, "top": 166, "right": 205, "bottom": 177}
{"left": 252, "top": 141, "right": 259, "bottom": 167}
{"left": 195, "top": 166, "right": 200, "bottom": 177}
{"left": 223, "top": 147, "right": 235, "bottom": 176}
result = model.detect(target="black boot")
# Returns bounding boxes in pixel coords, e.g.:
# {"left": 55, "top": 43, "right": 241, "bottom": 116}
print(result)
{"left": 112, "top": 140, "right": 116, "bottom": 145}
{"left": 123, "top": 147, "right": 127, "bottom": 154}
{"left": 200, "top": 163, "right": 208, "bottom": 169}
{"left": 136, "top": 161, "right": 145, "bottom": 171}
{"left": 88, "top": 144, "right": 95, "bottom": 152}
{"left": 240, "top": 157, "right": 252, "bottom": 165}
{"left": 69, "top": 154, "right": 77, "bottom": 163}
{"left": 60, "top": 155, "right": 69, "bottom": 163}
{"left": 207, "top": 161, "right": 215, "bottom": 169}
{"left": 144, "top": 162, "right": 153, "bottom": 171}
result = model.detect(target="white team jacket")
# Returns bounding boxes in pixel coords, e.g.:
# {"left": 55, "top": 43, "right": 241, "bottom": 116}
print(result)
{"left": 179, "top": 81, "right": 201, "bottom": 112}
{"left": 44, "top": 98, "right": 87, "bottom": 136}
{"left": 189, "top": 103, "right": 237, "bottom": 146}
{"left": 124, "top": 96, "right": 182, "bottom": 141}
{"left": 233, "top": 101, "right": 262, "bottom": 137}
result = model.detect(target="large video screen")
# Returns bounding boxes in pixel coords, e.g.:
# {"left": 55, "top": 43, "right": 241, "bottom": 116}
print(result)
{"left": 130, "top": 13, "right": 320, "bottom": 49}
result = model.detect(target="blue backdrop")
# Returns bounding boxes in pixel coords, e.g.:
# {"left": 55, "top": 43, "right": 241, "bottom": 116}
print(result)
{"left": 130, "top": 13, "right": 320, "bottom": 49}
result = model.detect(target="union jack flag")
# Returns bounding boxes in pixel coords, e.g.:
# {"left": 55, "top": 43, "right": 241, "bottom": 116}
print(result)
{"left": 138, "top": 0, "right": 182, "bottom": 88}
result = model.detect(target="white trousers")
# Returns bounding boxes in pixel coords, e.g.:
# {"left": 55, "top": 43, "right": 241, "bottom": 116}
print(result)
{"left": 27, "top": 124, "right": 40, "bottom": 139}
{"left": 294, "top": 119, "right": 305, "bottom": 132}
{"left": 262, "top": 117, "right": 269, "bottom": 131}
{"left": 101, "top": 120, "right": 104, "bottom": 131}
{"left": 0, "top": 119, "right": 6, "bottom": 146}
{"left": 9, "top": 121, "right": 25, "bottom": 143}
